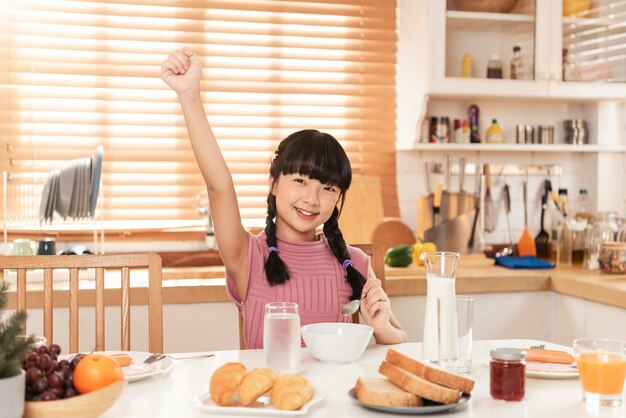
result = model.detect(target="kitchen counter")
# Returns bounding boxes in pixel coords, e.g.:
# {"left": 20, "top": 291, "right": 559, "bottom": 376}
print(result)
{"left": 4, "top": 256, "right": 626, "bottom": 311}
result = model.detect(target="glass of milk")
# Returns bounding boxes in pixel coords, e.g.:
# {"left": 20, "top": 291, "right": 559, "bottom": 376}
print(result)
{"left": 263, "top": 302, "right": 301, "bottom": 373}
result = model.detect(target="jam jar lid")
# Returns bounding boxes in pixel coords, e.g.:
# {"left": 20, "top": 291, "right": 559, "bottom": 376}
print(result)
{"left": 490, "top": 348, "right": 526, "bottom": 361}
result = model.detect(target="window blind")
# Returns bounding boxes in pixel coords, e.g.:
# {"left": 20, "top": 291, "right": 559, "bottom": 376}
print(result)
{"left": 0, "top": 0, "right": 398, "bottom": 227}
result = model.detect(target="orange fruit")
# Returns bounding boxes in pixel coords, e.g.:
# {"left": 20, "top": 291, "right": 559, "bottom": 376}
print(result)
{"left": 73, "top": 354, "right": 124, "bottom": 394}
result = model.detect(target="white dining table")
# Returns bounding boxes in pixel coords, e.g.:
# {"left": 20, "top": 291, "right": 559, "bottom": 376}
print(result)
{"left": 102, "top": 339, "right": 626, "bottom": 418}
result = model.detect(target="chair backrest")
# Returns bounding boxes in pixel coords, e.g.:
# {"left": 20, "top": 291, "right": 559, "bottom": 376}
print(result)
{"left": 237, "top": 242, "right": 385, "bottom": 348}
{"left": 0, "top": 253, "right": 163, "bottom": 353}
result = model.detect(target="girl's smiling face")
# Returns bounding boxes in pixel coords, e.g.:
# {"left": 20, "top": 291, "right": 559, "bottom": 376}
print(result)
{"left": 271, "top": 173, "right": 341, "bottom": 242}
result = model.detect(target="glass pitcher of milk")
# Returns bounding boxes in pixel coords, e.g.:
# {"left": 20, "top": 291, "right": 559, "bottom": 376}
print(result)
{"left": 420, "top": 252, "right": 460, "bottom": 362}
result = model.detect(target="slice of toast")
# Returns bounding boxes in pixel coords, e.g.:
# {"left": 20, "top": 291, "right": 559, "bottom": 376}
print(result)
{"left": 385, "top": 348, "right": 475, "bottom": 394}
{"left": 379, "top": 361, "right": 461, "bottom": 404}
{"left": 355, "top": 377, "right": 423, "bottom": 407}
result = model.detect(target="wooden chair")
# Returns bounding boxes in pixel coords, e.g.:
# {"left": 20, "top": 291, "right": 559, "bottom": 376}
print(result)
{"left": 237, "top": 243, "right": 385, "bottom": 349}
{"left": 0, "top": 253, "right": 163, "bottom": 353}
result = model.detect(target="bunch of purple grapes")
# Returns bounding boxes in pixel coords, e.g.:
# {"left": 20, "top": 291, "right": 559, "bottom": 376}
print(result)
{"left": 21, "top": 344, "right": 84, "bottom": 401}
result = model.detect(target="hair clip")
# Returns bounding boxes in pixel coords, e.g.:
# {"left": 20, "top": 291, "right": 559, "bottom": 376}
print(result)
{"left": 271, "top": 147, "right": 279, "bottom": 164}
{"left": 342, "top": 259, "right": 353, "bottom": 270}
{"left": 268, "top": 246, "right": 279, "bottom": 254}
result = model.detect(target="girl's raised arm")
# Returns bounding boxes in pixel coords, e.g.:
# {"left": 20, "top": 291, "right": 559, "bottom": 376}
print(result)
{"left": 161, "top": 48, "right": 249, "bottom": 293}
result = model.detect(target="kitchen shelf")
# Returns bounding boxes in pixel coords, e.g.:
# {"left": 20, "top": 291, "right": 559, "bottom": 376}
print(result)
{"left": 404, "top": 143, "right": 626, "bottom": 153}
{"left": 429, "top": 77, "right": 626, "bottom": 101}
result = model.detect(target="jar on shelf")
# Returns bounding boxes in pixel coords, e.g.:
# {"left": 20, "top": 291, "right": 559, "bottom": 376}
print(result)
{"left": 490, "top": 348, "right": 526, "bottom": 401}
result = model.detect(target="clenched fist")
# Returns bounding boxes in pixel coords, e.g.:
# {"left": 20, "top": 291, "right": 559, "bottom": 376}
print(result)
{"left": 160, "top": 47, "right": 202, "bottom": 98}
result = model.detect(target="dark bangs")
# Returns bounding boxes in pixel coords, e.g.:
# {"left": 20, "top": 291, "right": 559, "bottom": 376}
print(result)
{"left": 274, "top": 130, "right": 352, "bottom": 192}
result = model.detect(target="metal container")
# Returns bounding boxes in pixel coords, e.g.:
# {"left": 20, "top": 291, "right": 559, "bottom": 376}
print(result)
{"left": 564, "top": 119, "right": 588, "bottom": 145}
{"left": 537, "top": 125, "right": 554, "bottom": 144}
{"left": 430, "top": 116, "right": 450, "bottom": 143}
{"left": 515, "top": 125, "right": 535, "bottom": 144}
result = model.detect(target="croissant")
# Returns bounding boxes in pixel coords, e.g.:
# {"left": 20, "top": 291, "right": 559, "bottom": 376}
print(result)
{"left": 271, "top": 374, "right": 315, "bottom": 410}
{"left": 209, "top": 362, "right": 247, "bottom": 406}
{"left": 238, "top": 368, "right": 281, "bottom": 406}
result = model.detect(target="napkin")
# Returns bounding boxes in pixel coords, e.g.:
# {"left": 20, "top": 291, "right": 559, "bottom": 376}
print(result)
{"left": 495, "top": 256, "right": 555, "bottom": 270}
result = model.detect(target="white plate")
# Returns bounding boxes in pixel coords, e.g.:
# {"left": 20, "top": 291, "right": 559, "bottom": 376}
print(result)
{"left": 193, "top": 392, "right": 324, "bottom": 416}
{"left": 39, "top": 173, "right": 53, "bottom": 221}
{"left": 89, "top": 145, "right": 103, "bottom": 217}
{"left": 481, "top": 342, "right": 578, "bottom": 379}
{"left": 64, "top": 351, "right": 174, "bottom": 383}
{"left": 57, "top": 160, "right": 76, "bottom": 218}
{"left": 349, "top": 388, "right": 470, "bottom": 415}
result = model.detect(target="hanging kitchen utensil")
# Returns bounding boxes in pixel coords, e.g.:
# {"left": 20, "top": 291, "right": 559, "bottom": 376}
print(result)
{"left": 425, "top": 162, "right": 434, "bottom": 224}
{"left": 535, "top": 179, "right": 551, "bottom": 258}
{"left": 517, "top": 178, "right": 537, "bottom": 256}
{"left": 424, "top": 210, "right": 476, "bottom": 254}
{"left": 433, "top": 184, "right": 443, "bottom": 226}
{"left": 457, "top": 158, "right": 467, "bottom": 214}
{"left": 483, "top": 164, "right": 497, "bottom": 232}
{"left": 495, "top": 182, "right": 517, "bottom": 257}
{"left": 440, "top": 155, "right": 452, "bottom": 221}
{"left": 467, "top": 164, "right": 483, "bottom": 250}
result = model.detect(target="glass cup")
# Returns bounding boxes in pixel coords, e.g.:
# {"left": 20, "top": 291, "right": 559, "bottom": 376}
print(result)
{"left": 263, "top": 302, "right": 301, "bottom": 373}
{"left": 37, "top": 238, "right": 57, "bottom": 255}
{"left": 10, "top": 239, "right": 35, "bottom": 256}
{"left": 437, "top": 295, "right": 473, "bottom": 374}
{"left": 573, "top": 338, "right": 626, "bottom": 406}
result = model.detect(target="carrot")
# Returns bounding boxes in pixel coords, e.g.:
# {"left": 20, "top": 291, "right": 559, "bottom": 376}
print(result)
{"left": 110, "top": 353, "right": 133, "bottom": 367}
{"left": 525, "top": 349, "right": 574, "bottom": 364}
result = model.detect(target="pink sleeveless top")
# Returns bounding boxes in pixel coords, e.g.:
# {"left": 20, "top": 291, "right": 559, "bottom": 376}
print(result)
{"left": 225, "top": 232, "right": 369, "bottom": 349}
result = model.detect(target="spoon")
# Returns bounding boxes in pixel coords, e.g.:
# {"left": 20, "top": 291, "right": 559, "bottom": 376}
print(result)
{"left": 341, "top": 299, "right": 360, "bottom": 316}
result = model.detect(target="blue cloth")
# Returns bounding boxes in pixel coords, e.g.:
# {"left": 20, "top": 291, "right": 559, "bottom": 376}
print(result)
{"left": 495, "top": 255, "right": 555, "bottom": 269}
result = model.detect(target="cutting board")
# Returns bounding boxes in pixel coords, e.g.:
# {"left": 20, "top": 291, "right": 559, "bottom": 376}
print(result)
{"left": 339, "top": 176, "right": 384, "bottom": 244}
{"left": 371, "top": 218, "right": 416, "bottom": 251}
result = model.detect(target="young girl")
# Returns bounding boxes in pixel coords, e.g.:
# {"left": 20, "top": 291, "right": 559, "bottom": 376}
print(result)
{"left": 161, "top": 47, "right": 407, "bottom": 349}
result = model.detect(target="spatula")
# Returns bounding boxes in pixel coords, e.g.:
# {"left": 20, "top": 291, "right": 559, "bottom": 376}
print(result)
{"left": 517, "top": 179, "right": 537, "bottom": 256}
{"left": 535, "top": 180, "right": 551, "bottom": 258}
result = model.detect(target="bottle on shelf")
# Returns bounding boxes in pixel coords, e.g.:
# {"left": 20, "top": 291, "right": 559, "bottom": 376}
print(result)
{"left": 510, "top": 46, "right": 524, "bottom": 80}
{"left": 485, "top": 119, "right": 504, "bottom": 144}
{"left": 461, "top": 52, "right": 473, "bottom": 78}
{"left": 486, "top": 53, "right": 503, "bottom": 79}
{"left": 468, "top": 104, "right": 481, "bottom": 143}
{"left": 575, "top": 189, "right": 592, "bottom": 222}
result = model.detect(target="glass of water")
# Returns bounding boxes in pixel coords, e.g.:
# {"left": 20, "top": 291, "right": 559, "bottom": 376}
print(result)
{"left": 263, "top": 302, "right": 301, "bottom": 373}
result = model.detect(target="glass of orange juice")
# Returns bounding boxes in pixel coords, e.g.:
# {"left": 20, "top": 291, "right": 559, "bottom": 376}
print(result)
{"left": 573, "top": 338, "right": 626, "bottom": 406}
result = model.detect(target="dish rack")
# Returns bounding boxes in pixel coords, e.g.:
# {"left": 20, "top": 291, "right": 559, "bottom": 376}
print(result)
{"left": 2, "top": 171, "right": 105, "bottom": 254}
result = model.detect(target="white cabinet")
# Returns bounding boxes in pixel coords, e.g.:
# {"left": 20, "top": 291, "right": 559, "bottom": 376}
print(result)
{"left": 421, "top": 0, "right": 626, "bottom": 101}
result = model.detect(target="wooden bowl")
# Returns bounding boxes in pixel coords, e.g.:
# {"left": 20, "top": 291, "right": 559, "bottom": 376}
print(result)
{"left": 24, "top": 381, "right": 126, "bottom": 418}
{"left": 451, "top": 0, "right": 519, "bottom": 13}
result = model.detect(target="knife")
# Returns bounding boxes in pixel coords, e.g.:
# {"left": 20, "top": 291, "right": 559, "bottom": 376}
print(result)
{"left": 440, "top": 155, "right": 451, "bottom": 221}
{"left": 433, "top": 184, "right": 443, "bottom": 226}
{"left": 457, "top": 158, "right": 467, "bottom": 214}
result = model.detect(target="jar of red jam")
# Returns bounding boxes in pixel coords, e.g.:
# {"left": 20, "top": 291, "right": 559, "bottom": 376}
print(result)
{"left": 490, "top": 348, "right": 526, "bottom": 401}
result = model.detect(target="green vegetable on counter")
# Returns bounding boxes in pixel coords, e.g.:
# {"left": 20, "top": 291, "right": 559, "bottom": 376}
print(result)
{"left": 384, "top": 245, "right": 413, "bottom": 267}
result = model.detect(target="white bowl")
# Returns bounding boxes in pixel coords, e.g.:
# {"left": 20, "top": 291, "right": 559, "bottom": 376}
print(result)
{"left": 301, "top": 322, "right": 373, "bottom": 364}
